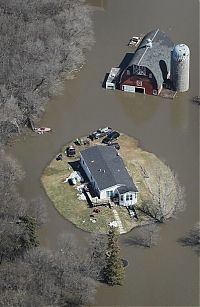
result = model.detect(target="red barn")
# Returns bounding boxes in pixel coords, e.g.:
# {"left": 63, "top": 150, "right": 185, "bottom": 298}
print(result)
{"left": 119, "top": 29, "right": 174, "bottom": 96}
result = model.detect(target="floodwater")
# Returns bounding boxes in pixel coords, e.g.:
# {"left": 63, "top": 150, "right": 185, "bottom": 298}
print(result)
{"left": 8, "top": 0, "right": 199, "bottom": 306}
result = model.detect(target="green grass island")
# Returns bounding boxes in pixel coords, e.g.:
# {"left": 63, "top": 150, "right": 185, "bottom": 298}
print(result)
{"left": 41, "top": 133, "right": 168, "bottom": 234}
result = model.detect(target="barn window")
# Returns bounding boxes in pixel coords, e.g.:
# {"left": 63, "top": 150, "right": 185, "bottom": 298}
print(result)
{"left": 138, "top": 66, "right": 146, "bottom": 75}
{"left": 136, "top": 80, "right": 142, "bottom": 86}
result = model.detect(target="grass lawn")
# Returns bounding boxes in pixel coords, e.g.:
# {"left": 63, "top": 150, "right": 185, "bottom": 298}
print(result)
{"left": 41, "top": 134, "right": 164, "bottom": 234}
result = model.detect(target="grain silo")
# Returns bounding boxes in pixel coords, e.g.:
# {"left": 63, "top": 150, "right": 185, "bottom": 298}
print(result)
{"left": 170, "top": 44, "right": 190, "bottom": 92}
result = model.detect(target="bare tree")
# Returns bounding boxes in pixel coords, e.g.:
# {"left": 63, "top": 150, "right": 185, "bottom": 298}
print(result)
{"left": 0, "top": 0, "right": 94, "bottom": 144}
{"left": 140, "top": 162, "right": 186, "bottom": 222}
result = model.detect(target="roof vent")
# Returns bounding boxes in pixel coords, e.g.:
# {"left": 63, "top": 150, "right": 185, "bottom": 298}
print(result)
{"left": 91, "top": 160, "right": 94, "bottom": 163}
{"left": 146, "top": 38, "right": 152, "bottom": 48}
{"left": 98, "top": 168, "right": 101, "bottom": 172}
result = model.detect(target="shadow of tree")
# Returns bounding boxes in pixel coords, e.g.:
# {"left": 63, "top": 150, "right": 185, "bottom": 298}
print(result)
{"left": 122, "top": 223, "right": 160, "bottom": 248}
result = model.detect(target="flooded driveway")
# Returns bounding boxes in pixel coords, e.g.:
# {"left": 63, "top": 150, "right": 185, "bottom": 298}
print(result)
{"left": 8, "top": 0, "right": 199, "bottom": 305}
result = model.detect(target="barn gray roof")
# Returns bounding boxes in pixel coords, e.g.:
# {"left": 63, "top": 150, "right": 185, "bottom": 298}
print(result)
{"left": 127, "top": 29, "right": 174, "bottom": 88}
{"left": 80, "top": 145, "right": 138, "bottom": 192}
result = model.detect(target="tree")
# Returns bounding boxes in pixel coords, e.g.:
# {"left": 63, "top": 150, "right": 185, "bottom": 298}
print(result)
{"left": 140, "top": 162, "right": 186, "bottom": 222}
{"left": 103, "top": 228, "right": 125, "bottom": 286}
{"left": 0, "top": 215, "right": 39, "bottom": 264}
{"left": 178, "top": 222, "right": 200, "bottom": 255}
{"left": 85, "top": 233, "right": 107, "bottom": 280}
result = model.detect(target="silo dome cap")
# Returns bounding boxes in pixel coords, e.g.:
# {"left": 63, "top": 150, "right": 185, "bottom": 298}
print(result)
{"left": 172, "top": 44, "right": 190, "bottom": 61}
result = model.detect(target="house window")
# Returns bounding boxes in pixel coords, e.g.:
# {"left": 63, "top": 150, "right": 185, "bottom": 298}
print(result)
{"left": 149, "top": 73, "right": 152, "bottom": 78}
{"left": 91, "top": 176, "right": 93, "bottom": 180}
{"left": 127, "top": 69, "right": 130, "bottom": 76}
{"left": 106, "top": 191, "right": 113, "bottom": 198}
{"left": 153, "top": 89, "right": 157, "bottom": 95}
{"left": 130, "top": 194, "right": 133, "bottom": 200}
{"left": 120, "top": 195, "right": 123, "bottom": 201}
{"left": 126, "top": 194, "right": 129, "bottom": 201}
{"left": 82, "top": 160, "right": 84, "bottom": 164}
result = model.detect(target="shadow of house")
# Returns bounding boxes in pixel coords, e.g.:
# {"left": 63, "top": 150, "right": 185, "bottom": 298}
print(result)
{"left": 68, "top": 160, "right": 97, "bottom": 207}
{"left": 68, "top": 160, "right": 88, "bottom": 182}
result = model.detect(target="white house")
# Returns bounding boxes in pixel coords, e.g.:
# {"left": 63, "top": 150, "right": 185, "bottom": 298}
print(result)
{"left": 80, "top": 145, "right": 138, "bottom": 207}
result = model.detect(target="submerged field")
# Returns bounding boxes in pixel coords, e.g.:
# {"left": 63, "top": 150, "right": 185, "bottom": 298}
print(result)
{"left": 41, "top": 134, "right": 166, "bottom": 234}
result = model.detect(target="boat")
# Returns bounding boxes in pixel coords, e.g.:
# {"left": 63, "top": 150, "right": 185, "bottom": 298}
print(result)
{"left": 34, "top": 127, "right": 51, "bottom": 134}
{"left": 128, "top": 36, "right": 141, "bottom": 47}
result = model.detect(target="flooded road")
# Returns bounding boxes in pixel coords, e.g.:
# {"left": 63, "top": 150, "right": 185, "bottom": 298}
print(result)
{"left": 8, "top": 0, "right": 199, "bottom": 306}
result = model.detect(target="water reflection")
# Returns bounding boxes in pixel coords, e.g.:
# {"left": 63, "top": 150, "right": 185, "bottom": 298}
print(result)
{"left": 170, "top": 93, "right": 190, "bottom": 133}
{"left": 117, "top": 91, "right": 160, "bottom": 123}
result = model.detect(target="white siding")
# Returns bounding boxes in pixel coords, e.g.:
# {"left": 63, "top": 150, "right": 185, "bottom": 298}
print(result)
{"left": 99, "top": 185, "right": 121, "bottom": 200}
{"left": 118, "top": 192, "right": 137, "bottom": 206}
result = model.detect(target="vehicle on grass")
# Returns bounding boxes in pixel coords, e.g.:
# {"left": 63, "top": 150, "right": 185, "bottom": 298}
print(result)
{"left": 89, "top": 127, "right": 112, "bottom": 140}
{"left": 102, "top": 131, "right": 120, "bottom": 144}
{"left": 65, "top": 145, "right": 76, "bottom": 157}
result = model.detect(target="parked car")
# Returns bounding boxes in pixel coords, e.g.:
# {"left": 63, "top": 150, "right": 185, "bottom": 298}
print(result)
{"left": 107, "top": 142, "right": 120, "bottom": 150}
{"left": 102, "top": 131, "right": 120, "bottom": 144}
{"left": 65, "top": 145, "right": 76, "bottom": 157}
{"left": 89, "top": 127, "right": 112, "bottom": 140}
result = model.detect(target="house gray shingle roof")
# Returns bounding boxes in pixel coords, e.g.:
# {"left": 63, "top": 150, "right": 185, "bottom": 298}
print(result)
{"left": 127, "top": 29, "right": 174, "bottom": 88}
{"left": 80, "top": 145, "right": 138, "bottom": 193}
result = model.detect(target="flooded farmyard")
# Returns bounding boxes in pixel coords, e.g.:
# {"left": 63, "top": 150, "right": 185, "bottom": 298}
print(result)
{"left": 8, "top": 0, "right": 199, "bottom": 306}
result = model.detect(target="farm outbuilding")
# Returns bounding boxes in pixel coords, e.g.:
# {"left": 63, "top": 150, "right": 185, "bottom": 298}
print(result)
{"left": 106, "top": 29, "right": 190, "bottom": 97}
{"left": 119, "top": 29, "right": 174, "bottom": 95}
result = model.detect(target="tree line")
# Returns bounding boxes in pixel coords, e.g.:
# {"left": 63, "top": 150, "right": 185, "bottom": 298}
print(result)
{"left": 0, "top": 0, "right": 94, "bottom": 144}
{"left": 0, "top": 1, "right": 127, "bottom": 305}
{"left": 0, "top": 146, "right": 126, "bottom": 305}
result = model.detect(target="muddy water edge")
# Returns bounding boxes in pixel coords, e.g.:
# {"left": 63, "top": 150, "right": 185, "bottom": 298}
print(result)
{"left": 7, "top": 0, "right": 199, "bottom": 306}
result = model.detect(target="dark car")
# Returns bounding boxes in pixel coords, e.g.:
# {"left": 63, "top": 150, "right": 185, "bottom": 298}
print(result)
{"left": 102, "top": 131, "right": 120, "bottom": 144}
{"left": 65, "top": 145, "right": 76, "bottom": 157}
{"left": 107, "top": 142, "right": 120, "bottom": 150}
{"left": 89, "top": 127, "right": 112, "bottom": 141}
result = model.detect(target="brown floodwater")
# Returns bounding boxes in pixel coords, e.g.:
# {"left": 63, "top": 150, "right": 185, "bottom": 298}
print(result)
{"left": 7, "top": 0, "right": 199, "bottom": 306}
